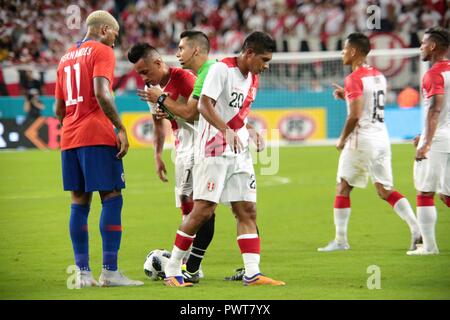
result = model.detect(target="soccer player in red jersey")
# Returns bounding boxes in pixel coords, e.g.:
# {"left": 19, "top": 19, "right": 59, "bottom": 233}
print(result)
{"left": 55, "top": 11, "right": 143, "bottom": 287}
{"left": 407, "top": 27, "right": 450, "bottom": 256}
{"left": 318, "top": 33, "right": 421, "bottom": 253}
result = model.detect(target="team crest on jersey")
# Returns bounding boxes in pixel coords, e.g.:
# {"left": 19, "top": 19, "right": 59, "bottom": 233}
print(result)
{"left": 207, "top": 181, "right": 215, "bottom": 192}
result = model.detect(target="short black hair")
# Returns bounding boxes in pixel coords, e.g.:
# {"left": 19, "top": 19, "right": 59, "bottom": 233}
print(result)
{"left": 127, "top": 43, "right": 159, "bottom": 64}
{"left": 346, "top": 33, "right": 371, "bottom": 56}
{"left": 425, "top": 27, "right": 449, "bottom": 50}
{"left": 180, "top": 30, "right": 210, "bottom": 54}
{"left": 241, "top": 31, "right": 276, "bottom": 54}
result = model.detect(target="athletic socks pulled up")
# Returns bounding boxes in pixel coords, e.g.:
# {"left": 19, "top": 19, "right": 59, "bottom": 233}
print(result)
{"left": 100, "top": 195, "right": 123, "bottom": 271}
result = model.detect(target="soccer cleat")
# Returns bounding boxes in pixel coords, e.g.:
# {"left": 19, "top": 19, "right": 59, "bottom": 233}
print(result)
{"left": 243, "top": 273, "right": 285, "bottom": 286}
{"left": 407, "top": 246, "right": 439, "bottom": 256}
{"left": 98, "top": 270, "right": 144, "bottom": 287}
{"left": 164, "top": 276, "right": 194, "bottom": 287}
{"left": 224, "top": 267, "right": 245, "bottom": 281}
{"left": 182, "top": 269, "right": 200, "bottom": 283}
{"left": 77, "top": 270, "right": 98, "bottom": 288}
{"left": 317, "top": 240, "right": 350, "bottom": 252}
{"left": 409, "top": 234, "right": 423, "bottom": 251}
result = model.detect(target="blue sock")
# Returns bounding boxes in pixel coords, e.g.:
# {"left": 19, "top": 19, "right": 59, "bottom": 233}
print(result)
{"left": 100, "top": 195, "right": 123, "bottom": 271}
{"left": 69, "top": 203, "right": 90, "bottom": 271}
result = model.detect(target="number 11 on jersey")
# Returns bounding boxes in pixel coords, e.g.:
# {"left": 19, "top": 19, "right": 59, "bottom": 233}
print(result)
{"left": 64, "top": 62, "right": 84, "bottom": 106}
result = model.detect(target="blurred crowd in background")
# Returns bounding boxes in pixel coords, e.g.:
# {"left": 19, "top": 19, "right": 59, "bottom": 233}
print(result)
{"left": 1, "top": 0, "right": 449, "bottom": 66}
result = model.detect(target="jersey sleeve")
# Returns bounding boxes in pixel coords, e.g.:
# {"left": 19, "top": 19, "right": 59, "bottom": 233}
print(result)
{"left": 178, "top": 70, "right": 195, "bottom": 99}
{"left": 55, "top": 67, "right": 64, "bottom": 100}
{"left": 422, "top": 70, "right": 445, "bottom": 99}
{"left": 344, "top": 74, "right": 363, "bottom": 101}
{"left": 92, "top": 44, "right": 116, "bottom": 84}
{"left": 200, "top": 62, "right": 227, "bottom": 101}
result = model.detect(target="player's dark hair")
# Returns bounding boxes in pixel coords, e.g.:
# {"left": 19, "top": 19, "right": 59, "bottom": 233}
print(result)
{"left": 241, "top": 31, "right": 276, "bottom": 54}
{"left": 346, "top": 33, "right": 371, "bottom": 56}
{"left": 425, "top": 27, "right": 449, "bottom": 50}
{"left": 127, "top": 43, "right": 159, "bottom": 63}
{"left": 180, "top": 30, "right": 210, "bottom": 54}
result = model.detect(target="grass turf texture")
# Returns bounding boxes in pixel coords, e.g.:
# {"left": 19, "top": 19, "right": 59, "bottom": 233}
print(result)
{"left": 0, "top": 145, "right": 449, "bottom": 300}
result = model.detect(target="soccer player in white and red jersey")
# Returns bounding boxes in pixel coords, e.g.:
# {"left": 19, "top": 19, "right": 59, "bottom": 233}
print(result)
{"left": 318, "top": 33, "right": 422, "bottom": 253}
{"left": 407, "top": 27, "right": 450, "bottom": 256}
{"left": 163, "top": 31, "right": 285, "bottom": 287}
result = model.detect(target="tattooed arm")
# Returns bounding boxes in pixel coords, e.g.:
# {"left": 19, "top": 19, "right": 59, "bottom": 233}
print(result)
{"left": 93, "top": 76, "right": 129, "bottom": 159}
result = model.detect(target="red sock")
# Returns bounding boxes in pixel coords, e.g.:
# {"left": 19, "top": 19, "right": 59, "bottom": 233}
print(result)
{"left": 443, "top": 195, "right": 450, "bottom": 208}
{"left": 417, "top": 195, "right": 435, "bottom": 207}
{"left": 237, "top": 235, "right": 260, "bottom": 254}
{"left": 180, "top": 201, "right": 193, "bottom": 216}
{"left": 386, "top": 191, "right": 404, "bottom": 207}
{"left": 175, "top": 230, "right": 194, "bottom": 251}
{"left": 334, "top": 195, "right": 350, "bottom": 208}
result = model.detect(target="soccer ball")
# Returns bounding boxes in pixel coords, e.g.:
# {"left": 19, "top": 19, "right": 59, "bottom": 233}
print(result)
{"left": 143, "top": 249, "right": 171, "bottom": 280}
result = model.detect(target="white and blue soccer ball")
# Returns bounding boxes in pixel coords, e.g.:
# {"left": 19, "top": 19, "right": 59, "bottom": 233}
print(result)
{"left": 143, "top": 249, "right": 171, "bottom": 280}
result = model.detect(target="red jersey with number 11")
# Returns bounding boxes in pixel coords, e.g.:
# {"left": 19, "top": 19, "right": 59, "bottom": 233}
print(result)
{"left": 55, "top": 40, "right": 117, "bottom": 150}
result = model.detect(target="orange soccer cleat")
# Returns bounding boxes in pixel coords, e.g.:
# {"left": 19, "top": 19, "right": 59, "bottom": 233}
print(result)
{"left": 164, "top": 276, "right": 194, "bottom": 287}
{"left": 243, "top": 273, "right": 285, "bottom": 286}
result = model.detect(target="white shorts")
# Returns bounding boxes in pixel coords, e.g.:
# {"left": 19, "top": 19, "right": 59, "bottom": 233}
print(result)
{"left": 414, "top": 150, "right": 450, "bottom": 195}
{"left": 193, "top": 151, "right": 257, "bottom": 204}
{"left": 337, "top": 148, "right": 393, "bottom": 189}
{"left": 174, "top": 155, "right": 194, "bottom": 208}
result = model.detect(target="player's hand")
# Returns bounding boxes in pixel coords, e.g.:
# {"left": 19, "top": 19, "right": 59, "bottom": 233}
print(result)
{"left": 224, "top": 128, "right": 243, "bottom": 154}
{"left": 155, "top": 156, "right": 168, "bottom": 182}
{"left": 116, "top": 128, "right": 129, "bottom": 159}
{"left": 137, "top": 87, "right": 162, "bottom": 104}
{"left": 249, "top": 129, "right": 265, "bottom": 152}
{"left": 415, "top": 143, "right": 430, "bottom": 162}
{"left": 336, "top": 138, "right": 345, "bottom": 151}
{"left": 413, "top": 135, "right": 420, "bottom": 148}
{"left": 155, "top": 106, "right": 169, "bottom": 120}
{"left": 332, "top": 83, "right": 345, "bottom": 100}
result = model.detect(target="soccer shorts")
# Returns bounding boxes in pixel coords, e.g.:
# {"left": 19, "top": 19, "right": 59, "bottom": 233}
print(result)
{"left": 62, "top": 145, "right": 125, "bottom": 192}
{"left": 414, "top": 150, "right": 450, "bottom": 195}
{"left": 174, "top": 154, "right": 194, "bottom": 207}
{"left": 193, "top": 151, "right": 256, "bottom": 204}
{"left": 337, "top": 148, "right": 393, "bottom": 189}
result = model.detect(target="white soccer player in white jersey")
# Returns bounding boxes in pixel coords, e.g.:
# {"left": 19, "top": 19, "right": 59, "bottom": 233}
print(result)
{"left": 163, "top": 31, "right": 285, "bottom": 287}
{"left": 407, "top": 27, "right": 450, "bottom": 256}
{"left": 318, "top": 33, "right": 422, "bottom": 253}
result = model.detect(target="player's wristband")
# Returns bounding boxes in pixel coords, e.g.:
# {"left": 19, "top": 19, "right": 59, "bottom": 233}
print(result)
{"left": 156, "top": 93, "right": 175, "bottom": 120}
{"left": 157, "top": 93, "right": 168, "bottom": 105}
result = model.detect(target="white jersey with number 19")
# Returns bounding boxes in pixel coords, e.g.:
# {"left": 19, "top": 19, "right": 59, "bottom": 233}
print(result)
{"left": 344, "top": 65, "right": 390, "bottom": 150}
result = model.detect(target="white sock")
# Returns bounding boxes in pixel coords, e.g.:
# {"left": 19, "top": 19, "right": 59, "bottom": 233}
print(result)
{"left": 165, "top": 245, "right": 187, "bottom": 277}
{"left": 417, "top": 206, "right": 438, "bottom": 252}
{"left": 334, "top": 208, "right": 351, "bottom": 244}
{"left": 165, "top": 231, "right": 195, "bottom": 277}
{"left": 242, "top": 253, "right": 260, "bottom": 278}
{"left": 393, "top": 198, "right": 420, "bottom": 236}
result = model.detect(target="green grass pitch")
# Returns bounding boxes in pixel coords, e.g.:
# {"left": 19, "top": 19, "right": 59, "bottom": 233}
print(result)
{"left": 0, "top": 144, "right": 449, "bottom": 300}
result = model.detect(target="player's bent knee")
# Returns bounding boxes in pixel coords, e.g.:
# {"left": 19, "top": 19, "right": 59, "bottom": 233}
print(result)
{"left": 336, "top": 180, "right": 352, "bottom": 196}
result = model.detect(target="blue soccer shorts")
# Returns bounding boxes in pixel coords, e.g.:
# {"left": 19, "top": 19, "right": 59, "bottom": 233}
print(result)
{"left": 62, "top": 145, "right": 125, "bottom": 192}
